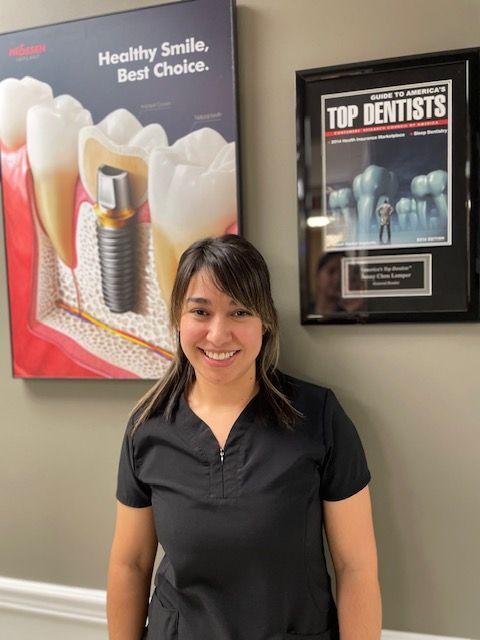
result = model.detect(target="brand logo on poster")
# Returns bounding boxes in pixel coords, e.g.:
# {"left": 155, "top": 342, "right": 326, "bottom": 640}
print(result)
{"left": 8, "top": 43, "right": 47, "bottom": 60}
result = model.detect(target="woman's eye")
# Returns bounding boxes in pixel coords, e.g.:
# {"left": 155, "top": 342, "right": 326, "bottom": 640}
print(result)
{"left": 233, "top": 309, "right": 251, "bottom": 317}
{"left": 191, "top": 308, "right": 208, "bottom": 316}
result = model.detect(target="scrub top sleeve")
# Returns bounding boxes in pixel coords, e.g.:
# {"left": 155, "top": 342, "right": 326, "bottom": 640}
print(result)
{"left": 116, "top": 418, "right": 152, "bottom": 508}
{"left": 319, "top": 389, "right": 371, "bottom": 501}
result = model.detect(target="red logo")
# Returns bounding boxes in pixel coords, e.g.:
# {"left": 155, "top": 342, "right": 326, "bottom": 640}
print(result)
{"left": 9, "top": 43, "right": 47, "bottom": 58}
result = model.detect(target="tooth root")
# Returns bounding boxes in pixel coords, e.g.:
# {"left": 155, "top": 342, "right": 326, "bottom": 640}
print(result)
{"left": 416, "top": 200, "right": 428, "bottom": 229}
{"left": 358, "top": 195, "right": 375, "bottom": 236}
{"left": 151, "top": 225, "right": 179, "bottom": 305}
{"left": 411, "top": 175, "right": 430, "bottom": 230}
{"left": 409, "top": 212, "right": 418, "bottom": 230}
{"left": 427, "top": 170, "right": 448, "bottom": 223}
{"left": 433, "top": 194, "right": 447, "bottom": 222}
{"left": 32, "top": 172, "right": 78, "bottom": 266}
{"left": 395, "top": 197, "right": 414, "bottom": 231}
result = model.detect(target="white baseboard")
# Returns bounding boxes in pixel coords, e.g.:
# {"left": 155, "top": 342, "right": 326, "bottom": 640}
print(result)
{"left": 0, "top": 576, "right": 474, "bottom": 640}
{"left": 382, "top": 631, "right": 474, "bottom": 640}
{"left": 0, "top": 576, "right": 106, "bottom": 624}
{"left": 0, "top": 576, "right": 107, "bottom": 640}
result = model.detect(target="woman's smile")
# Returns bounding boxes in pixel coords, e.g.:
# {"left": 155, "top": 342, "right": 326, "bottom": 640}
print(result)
{"left": 201, "top": 348, "right": 238, "bottom": 359}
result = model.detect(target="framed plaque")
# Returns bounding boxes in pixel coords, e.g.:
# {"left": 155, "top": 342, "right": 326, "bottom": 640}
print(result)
{"left": 296, "top": 49, "right": 480, "bottom": 323}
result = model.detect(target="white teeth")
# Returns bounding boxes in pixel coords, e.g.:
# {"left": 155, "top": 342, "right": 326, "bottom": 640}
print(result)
{"left": 149, "top": 128, "right": 237, "bottom": 302}
{"left": 204, "top": 350, "right": 237, "bottom": 360}
{"left": 78, "top": 108, "right": 168, "bottom": 207}
{"left": 26, "top": 95, "right": 93, "bottom": 267}
{"left": 0, "top": 76, "right": 53, "bottom": 150}
{"left": 171, "top": 127, "right": 227, "bottom": 167}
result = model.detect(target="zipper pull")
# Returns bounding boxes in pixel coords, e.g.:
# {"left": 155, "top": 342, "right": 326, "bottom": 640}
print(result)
{"left": 219, "top": 447, "right": 225, "bottom": 464}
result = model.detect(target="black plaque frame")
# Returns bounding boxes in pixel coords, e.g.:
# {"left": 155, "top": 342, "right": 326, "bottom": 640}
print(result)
{"left": 296, "top": 49, "right": 480, "bottom": 324}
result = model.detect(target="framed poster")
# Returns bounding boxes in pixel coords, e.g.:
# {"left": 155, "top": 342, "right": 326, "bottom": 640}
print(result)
{"left": 0, "top": 0, "right": 240, "bottom": 378}
{"left": 296, "top": 49, "right": 479, "bottom": 324}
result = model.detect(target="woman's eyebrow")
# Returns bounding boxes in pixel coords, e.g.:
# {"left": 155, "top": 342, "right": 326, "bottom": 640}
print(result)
{"left": 185, "top": 297, "right": 240, "bottom": 306}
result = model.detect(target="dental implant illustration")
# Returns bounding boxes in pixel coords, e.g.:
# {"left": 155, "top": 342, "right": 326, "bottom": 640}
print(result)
{"left": 94, "top": 165, "right": 137, "bottom": 313}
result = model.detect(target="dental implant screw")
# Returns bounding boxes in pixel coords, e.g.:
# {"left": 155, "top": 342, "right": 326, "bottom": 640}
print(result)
{"left": 94, "top": 165, "right": 138, "bottom": 313}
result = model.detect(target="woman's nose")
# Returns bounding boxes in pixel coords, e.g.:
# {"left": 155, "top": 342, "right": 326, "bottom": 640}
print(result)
{"left": 206, "top": 315, "right": 232, "bottom": 344}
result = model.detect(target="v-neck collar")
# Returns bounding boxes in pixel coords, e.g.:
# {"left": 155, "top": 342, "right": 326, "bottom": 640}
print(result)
{"left": 176, "top": 392, "right": 259, "bottom": 457}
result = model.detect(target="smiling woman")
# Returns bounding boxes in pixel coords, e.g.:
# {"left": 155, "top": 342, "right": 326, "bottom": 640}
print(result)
{"left": 107, "top": 235, "right": 381, "bottom": 640}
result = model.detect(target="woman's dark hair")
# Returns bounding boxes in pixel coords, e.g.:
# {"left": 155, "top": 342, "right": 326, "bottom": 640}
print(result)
{"left": 316, "top": 251, "right": 340, "bottom": 273}
{"left": 129, "top": 234, "right": 302, "bottom": 432}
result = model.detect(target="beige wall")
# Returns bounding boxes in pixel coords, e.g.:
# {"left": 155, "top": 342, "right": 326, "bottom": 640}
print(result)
{"left": 1, "top": 0, "right": 479, "bottom": 637}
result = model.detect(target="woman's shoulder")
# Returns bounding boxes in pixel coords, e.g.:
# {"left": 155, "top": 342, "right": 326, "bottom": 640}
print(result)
{"left": 276, "top": 370, "right": 330, "bottom": 399}
{"left": 270, "top": 371, "right": 333, "bottom": 427}
{"left": 125, "top": 403, "right": 173, "bottom": 442}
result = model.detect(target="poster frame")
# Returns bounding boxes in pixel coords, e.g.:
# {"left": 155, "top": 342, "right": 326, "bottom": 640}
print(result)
{"left": 296, "top": 48, "right": 480, "bottom": 324}
{"left": 0, "top": 0, "right": 241, "bottom": 378}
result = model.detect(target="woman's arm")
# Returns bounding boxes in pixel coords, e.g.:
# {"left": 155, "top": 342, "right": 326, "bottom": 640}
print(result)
{"left": 107, "top": 501, "right": 158, "bottom": 640}
{"left": 323, "top": 486, "right": 382, "bottom": 640}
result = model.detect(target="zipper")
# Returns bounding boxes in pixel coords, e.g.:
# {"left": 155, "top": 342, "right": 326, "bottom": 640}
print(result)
{"left": 219, "top": 447, "right": 225, "bottom": 498}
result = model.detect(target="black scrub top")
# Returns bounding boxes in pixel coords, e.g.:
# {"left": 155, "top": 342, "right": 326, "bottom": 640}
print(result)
{"left": 116, "top": 374, "right": 371, "bottom": 640}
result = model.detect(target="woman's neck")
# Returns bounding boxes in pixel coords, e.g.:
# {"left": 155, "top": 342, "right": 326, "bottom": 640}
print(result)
{"left": 314, "top": 295, "right": 338, "bottom": 314}
{"left": 187, "top": 375, "right": 259, "bottom": 412}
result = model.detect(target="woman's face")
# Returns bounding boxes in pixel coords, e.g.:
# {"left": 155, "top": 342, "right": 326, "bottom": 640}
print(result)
{"left": 316, "top": 255, "right": 341, "bottom": 301}
{"left": 179, "top": 269, "right": 263, "bottom": 389}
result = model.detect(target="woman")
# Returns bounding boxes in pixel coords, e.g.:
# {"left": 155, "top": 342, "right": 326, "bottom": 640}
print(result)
{"left": 313, "top": 253, "right": 365, "bottom": 317}
{"left": 313, "top": 253, "right": 343, "bottom": 315}
{"left": 107, "top": 235, "right": 381, "bottom": 640}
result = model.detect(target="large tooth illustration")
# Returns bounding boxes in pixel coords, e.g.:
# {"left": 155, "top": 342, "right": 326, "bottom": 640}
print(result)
{"left": 0, "top": 76, "right": 53, "bottom": 151}
{"left": 353, "top": 165, "right": 398, "bottom": 238}
{"left": 149, "top": 128, "right": 236, "bottom": 303}
{"left": 410, "top": 175, "right": 429, "bottom": 229}
{"left": 79, "top": 108, "right": 168, "bottom": 208}
{"left": 26, "top": 95, "right": 92, "bottom": 267}
{"left": 395, "top": 197, "right": 416, "bottom": 231}
{"left": 411, "top": 170, "right": 447, "bottom": 230}
{"left": 329, "top": 187, "right": 355, "bottom": 230}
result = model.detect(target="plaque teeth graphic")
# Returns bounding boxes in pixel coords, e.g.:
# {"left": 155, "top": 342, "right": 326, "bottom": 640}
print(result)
{"left": 353, "top": 164, "right": 398, "bottom": 237}
{"left": 411, "top": 170, "right": 448, "bottom": 229}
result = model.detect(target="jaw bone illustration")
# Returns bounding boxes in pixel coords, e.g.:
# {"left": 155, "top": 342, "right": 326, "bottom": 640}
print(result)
{"left": 26, "top": 95, "right": 93, "bottom": 267}
{"left": 0, "top": 76, "right": 53, "bottom": 151}
{"left": 395, "top": 197, "right": 417, "bottom": 231}
{"left": 410, "top": 170, "right": 447, "bottom": 230}
{"left": 328, "top": 187, "right": 356, "bottom": 232}
{"left": 149, "top": 127, "right": 236, "bottom": 303}
{"left": 352, "top": 165, "right": 398, "bottom": 238}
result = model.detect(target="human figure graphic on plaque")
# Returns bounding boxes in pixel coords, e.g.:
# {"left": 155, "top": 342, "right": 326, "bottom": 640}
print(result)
{"left": 377, "top": 198, "right": 394, "bottom": 244}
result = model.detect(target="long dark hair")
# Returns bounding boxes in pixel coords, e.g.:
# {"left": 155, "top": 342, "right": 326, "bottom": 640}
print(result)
{"left": 129, "top": 235, "right": 302, "bottom": 431}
